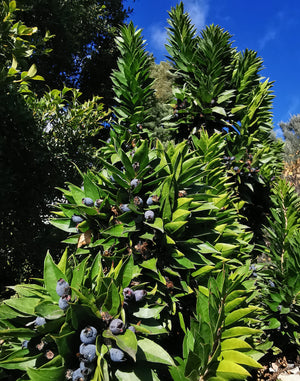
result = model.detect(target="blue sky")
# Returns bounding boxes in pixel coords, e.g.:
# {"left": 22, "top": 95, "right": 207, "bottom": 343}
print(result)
{"left": 125, "top": 0, "right": 300, "bottom": 138}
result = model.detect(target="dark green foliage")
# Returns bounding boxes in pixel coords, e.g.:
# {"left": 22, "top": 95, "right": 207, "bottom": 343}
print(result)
{"left": 0, "top": 2, "right": 110, "bottom": 292}
{"left": 16, "top": 0, "right": 131, "bottom": 103}
{"left": 1, "top": 1, "right": 300, "bottom": 380}
{"left": 256, "top": 179, "right": 300, "bottom": 351}
{"left": 111, "top": 21, "right": 155, "bottom": 133}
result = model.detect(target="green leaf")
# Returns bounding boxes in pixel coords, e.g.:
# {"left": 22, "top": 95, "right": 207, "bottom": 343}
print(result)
{"left": 165, "top": 221, "right": 187, "bottom": 235}
{"left": 50, "top": 218, "right": 77, "bottom": 233}
{"left": 0, "top": 352, "right": 40, "bottom": 370}
{"left": 225, "top": 307, "right": 258, "bottom": 326}
{"left": 212, "top": 106, "right": 227, "bottom": 116}
{"left": 4, "top": 297, "right": 40, "bottom": 315}
{"left": 84, "top": 173, "right": 100, "bottom": 200}
{"left": 133, "top": 305, "right": 165, "bottom": 319}
{"left": 26, "top": 364, "right": 66, "bottom": 380}
{"left": 103, "top": 329, "right": 137, "bottom": 361}
{"left": 217, "top": 360, "right": 251, "bottom": 379}
{"left": 35, "top": 301, "right": 64, "bottom": 320}
{"left": 137, "top": 337, "right": 175, "bottom": 366}
{"left": 221, "top": 350, "right": 261, "bottom": 368}
{"left": 57, "top": 248, "right": 68, "bottom": 274}
{"left": 43, "top": 252, "right": 66, "bottom": 301}
{"left": 67, "top": 183, "right": 85, "bottom": 204}
{"left": 222, "top": 327, "right": 261, "bottom": 339}
{"left": 27, "top": 64, "right": 37, "bottom": 78}
{"left": 221, "top": 338, "right": 252, "bottom": 351}
{"left": 0, "top": 328, "right": 36, "bottom": 339}
{"left": 71, "top": 256, "right": 90, "bottom": 296}
{"left": 145, "top": 217, "right": 164, "bottom": 233}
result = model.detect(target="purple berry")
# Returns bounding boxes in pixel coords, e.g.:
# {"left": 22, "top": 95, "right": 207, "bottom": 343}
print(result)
{"left": 79, "top": 344, "right": 97, "bottom": 363}
{"left": 269, "top": 280, "right": 275, "bottom": 288}
{"left": 94, "top": 199, "right": 103, "bottom": 208}
{"left": 123, "top": 287, "right": 134, "bottom": 302}
{"left": 22, "top": 340, "right": 29, "bottom": 349}
{"left": 146, "top": 196, "right": 153, "bottom": 206}
{"left": 130, "top": 179, "right": 140, "bottom": 188}
{"left": 72, "top": 215, "right": 84, "bottom": 224}
{"left": 82, "top": 197, "right": 94, "bottom": 207}
{"left": 128, "top": 326, "right": 136, "bottom": 333}
{"left": 109, "top": 319, "right": 125, "bottom": 335}
{"left": 56, "top": 278, "right": 69, "bottom": 297}
{"left": 144, "top": 210, "right": 154, "bottom": 221}
{"left": 133, "top": 196, "right": 143, "bottom": 206}
{"left": 72, "top": 368, "right": 86, "bottom": 381}
{"left": 134, "top": 290, "right": 146, "bottom": 302}
{"left": 120, "top": 204, "right": 130, "bottom": 213}
{"left": 35, "top": 316, "right": 46, "bottom": 326}
{"left": 59, "top": 295, "right": 71, "bottom": 311}
{"left": 80, "top": 326, "right": 97, "bottom": 344}
{"left": 109, "top": 348, "right": 127, "bottom": 362}
{"left": 80, "top": 361, "right": 95, "bottom": 376}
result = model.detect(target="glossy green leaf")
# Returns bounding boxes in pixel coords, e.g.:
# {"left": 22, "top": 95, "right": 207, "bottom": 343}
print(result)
{"left": 222, "top": 327, "right": 261, "bottom": 338}
{"left": 103, "top": 328, "right": 137, "bottom": 361}
{"left": 4, "top": 297, "right": 40, "bottom": 315}
{"left": 221, "top": 338, "right": 252, "bottom": 351}
{"left": 137, "top": 337, "right": 175, "bottom": 366}
{"left": 217, "top": 360, "right": 251, "bottom": 379}
{"left": 43, "top": 252, "right": 66, "bottom": 301}
{"left": 34, "top": 301, "right": 64, "bottom": 320}
{"left": 225, "top": 307, "right": 258, "bottom": 326}
{"left": 221, "top": 350, "right": 261, "bottom": 368}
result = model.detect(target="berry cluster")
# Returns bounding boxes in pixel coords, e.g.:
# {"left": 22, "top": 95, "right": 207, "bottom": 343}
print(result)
{"left": 67, "top": 326, "right": 98, "bottom": 381}
{"left": 56, "top": 278, "right": 71, "bottom": 311}
{"left": 223, "top": 152, "right": 259, "bottom": 178}
{"left": 107, "top": 287, "right": 146, "bottom": 363}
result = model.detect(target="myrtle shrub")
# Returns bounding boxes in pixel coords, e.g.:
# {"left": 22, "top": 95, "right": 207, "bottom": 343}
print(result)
{"left": 1, "top": 2, "right": 299, "bottom": 381}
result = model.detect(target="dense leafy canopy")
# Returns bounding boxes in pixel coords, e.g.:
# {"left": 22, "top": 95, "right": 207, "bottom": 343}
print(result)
{"left": 1, "top": 2, "right": 300, "bottom": 381}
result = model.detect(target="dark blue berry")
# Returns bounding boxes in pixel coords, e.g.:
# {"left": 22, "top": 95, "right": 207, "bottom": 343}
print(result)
{"left": 269, "top": 280, "right": 275, "bottom": 288}
{"left": 56, "top": 278, "right": 69, "bottom": 297}
{"left": 109, "top": 319, "right": 125, "bottom": 335}
{"left": 134, "top": 290, "right": 146, "bottom": 302}
{"left": 72, "top": 215, "right": 84, "bottom": 224}
{"left": 79, "top": 344, "right": 97, "bottom": 363}
{"left": 94, "top": 199, "right": 103, "bottom": 208}
{"left": 80, "top": 361, "right": 95, "bottom": 376}
{"left": 80, "top": 326, "right": 97, "bottom": 344}
{"left": 109, "top": 348, "right": 127, "bottom": 362}
{"left": 72, "top": 368, "right": 86, "bottom": 381}
{"left": 144, "top": 210, "right": 154, "bottom": 221}
{"left": 128, "top": 326, "right": 136, "bottom": 333}
{"left": 82, "top": 197, "right": 94, "bottom": 207}
{"left": 35, "top": 316, "right": 46, "bottom": 326}
{"left": 59, "top": 295, "right": 71, "bottom": 311}
{"left": 146, "top": 196, "right": 154, "bottom": 206}
{"left": 133, "top": 196, "right": 143, "bottom": 206}
{"left": 130, "top": 179, "right": 140, "bottom": 188}
{"left": 123, "top": 287, "right": 134, "bottom": 302}
{"left": 120, "top": 204, "right": 130, "bottom": 213}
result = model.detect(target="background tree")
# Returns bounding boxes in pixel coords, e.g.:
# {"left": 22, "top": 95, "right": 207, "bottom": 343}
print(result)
{"left": 0, "top": 1, "right": 108, "bottom": 294}
{"left": 280, "top": 114, "right": 300, "bottom": 161}
{"left": 16, "top": 0, "right": 131, "bottom": 104}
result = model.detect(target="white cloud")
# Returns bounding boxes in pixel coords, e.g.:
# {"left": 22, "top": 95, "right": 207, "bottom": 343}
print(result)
{"left": 149, "top": 24, "right": 168, "bottom": 52}
{"left": 184, "top": 0, "right": 209, "bottom": 31}
{"left": 258, "top": 29, "right": 277, "bottom": 50}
